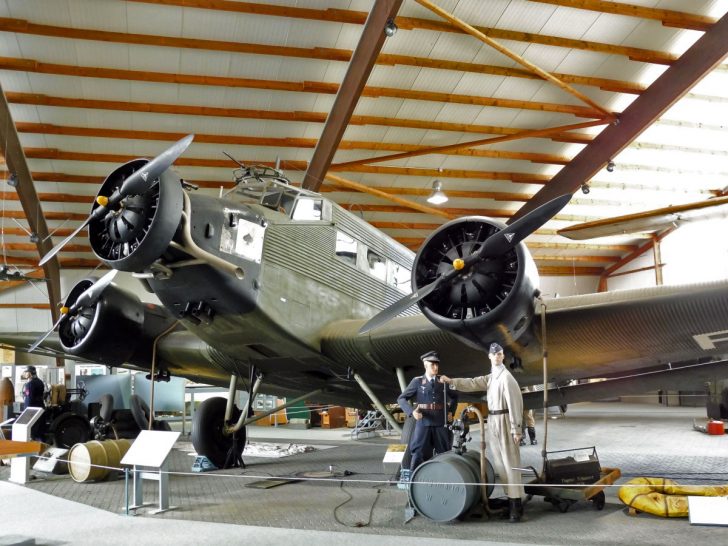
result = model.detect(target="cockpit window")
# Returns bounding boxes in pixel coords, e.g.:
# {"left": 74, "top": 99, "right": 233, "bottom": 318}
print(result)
{"left": 335, "top": 231, "right": 357, "bottom": 266}
{"left": 367, "top": 249, "right": 387, "bottom": 282}
{"left": 292, "top": 197, "right": 323, "bottom": 221}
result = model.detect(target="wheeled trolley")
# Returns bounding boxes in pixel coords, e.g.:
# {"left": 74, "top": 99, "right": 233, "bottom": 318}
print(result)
{"left": 523, "top": 447, "right": 621, "bottom": 513}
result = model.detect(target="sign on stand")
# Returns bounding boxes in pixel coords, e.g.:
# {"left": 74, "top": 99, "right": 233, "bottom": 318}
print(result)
{"left": 120, "top": 430, "right": 180, "bottom": 514}
{"left": 9, "top": 407, "right": 44, "bottom": 484}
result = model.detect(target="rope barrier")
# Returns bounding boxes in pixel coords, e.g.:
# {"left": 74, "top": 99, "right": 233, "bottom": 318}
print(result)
{"left": 25, "top": 453, "right": 728, "bottom": 488}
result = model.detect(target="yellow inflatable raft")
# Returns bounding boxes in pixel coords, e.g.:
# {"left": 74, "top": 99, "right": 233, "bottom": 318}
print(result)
{"left": 618, "top": 477, "right": 728, "bottom": 517}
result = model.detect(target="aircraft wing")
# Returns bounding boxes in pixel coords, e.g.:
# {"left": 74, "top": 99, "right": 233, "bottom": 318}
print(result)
{"left": 320, "top": 278, "right": 728, "bottom": 388}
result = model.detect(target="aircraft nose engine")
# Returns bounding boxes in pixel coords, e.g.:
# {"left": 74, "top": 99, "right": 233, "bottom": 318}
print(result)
{"left": 59, "top": 276, "right": 145, "bottom": 366}
{"left": 412, "top": 217, "right": 539, "bottom": 349}
{"left": 88, "top": 159, "right": 183, "bottom": 272}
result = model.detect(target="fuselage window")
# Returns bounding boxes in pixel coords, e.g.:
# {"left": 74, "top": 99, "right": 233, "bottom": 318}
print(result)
{"left": 292, "top": 197, "right": 323, "bottom": 221}
{"left": 335, "top": 231, "right": 357, "bottom": 266}
{"left": 389, "top": 261, "right": 411, "bottom": 293}
{"left": 367, "top": 249, "right": 387, "bottom": 282}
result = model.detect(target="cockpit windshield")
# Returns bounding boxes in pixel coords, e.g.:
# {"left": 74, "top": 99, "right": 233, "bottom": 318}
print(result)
{"left": 225, "top": 165, "right": 320, "bottom": 218}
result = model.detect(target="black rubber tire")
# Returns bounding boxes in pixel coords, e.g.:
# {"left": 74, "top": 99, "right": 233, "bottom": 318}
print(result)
{"left": 153, "top": 420, "right": 172, "bottom": 432}
{"left": 99, "top": 393, "right": 114, "bottom": 422}
{"left": 191, "top": 397, "right": 246, "bottom": 469}
{"left": 400, "top": 416, "right": 416, "bottom": 471}
{"left": 51, "top": 413, "right": 90, "bottom": 448}
{"left": 130, "top": 394, "right": 151, "bottom": 430}
{"left": 67, "top": 400, "right": 89, "bottom": 418}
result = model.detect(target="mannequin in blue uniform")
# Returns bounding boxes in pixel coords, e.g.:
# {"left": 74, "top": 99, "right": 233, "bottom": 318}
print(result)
{"left": 397, "top": 351, "right": 458, "bottom": 471}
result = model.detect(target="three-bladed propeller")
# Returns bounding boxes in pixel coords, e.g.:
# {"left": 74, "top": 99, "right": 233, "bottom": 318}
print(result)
{"left": 39, "top": 135, "right": 194, "bottom": 267}
{"left": 29, "top": 269, "right": 118, "bottom": 352}
{"left": 358, "top": 193, "right": 572, "bottom": 334}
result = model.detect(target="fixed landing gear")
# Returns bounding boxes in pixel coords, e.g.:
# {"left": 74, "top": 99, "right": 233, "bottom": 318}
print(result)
{"left": 191, "top": 397, "right": 246, "bottom": 469}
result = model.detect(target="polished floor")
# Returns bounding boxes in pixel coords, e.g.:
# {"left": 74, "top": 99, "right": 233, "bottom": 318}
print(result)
{"left": 1, "top": 402, "right": 727, "bottom": 545}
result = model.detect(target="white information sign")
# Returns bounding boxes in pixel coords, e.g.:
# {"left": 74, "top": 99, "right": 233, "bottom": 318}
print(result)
{"left": 121, "top": 430, "right": 180, "bottom": 468}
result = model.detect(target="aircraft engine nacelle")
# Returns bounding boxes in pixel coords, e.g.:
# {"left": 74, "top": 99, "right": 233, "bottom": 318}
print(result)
{"left": 59, "top": 277, "right": 172, "bottom": 366}
{"left": 413, "top": 217, "right": 539, "bottom": 351}
{"left": 88, "top": 159, "right": 184, "bottom": 272}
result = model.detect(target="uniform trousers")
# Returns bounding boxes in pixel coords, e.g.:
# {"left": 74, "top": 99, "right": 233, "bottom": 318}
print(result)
{"left": 409, "top": 419, "right": 452, "bottom": 470}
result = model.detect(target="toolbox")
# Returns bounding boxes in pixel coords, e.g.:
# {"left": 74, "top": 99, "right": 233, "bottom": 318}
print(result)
{"left": 544, "top": 446, "right": 601, "bottom": 485}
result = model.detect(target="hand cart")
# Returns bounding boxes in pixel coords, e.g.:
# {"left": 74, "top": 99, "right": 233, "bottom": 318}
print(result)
{"left": 523, "top": 446, "right": 621, "bottom": 512}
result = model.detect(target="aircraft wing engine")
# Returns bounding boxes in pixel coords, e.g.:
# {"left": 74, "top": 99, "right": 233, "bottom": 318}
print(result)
{"left": 58, "top": 276, "right": 177, "bottom": 366}
{"left": 413, "top": 217, "right": 540, "bottom": 352}
{"left": 88, "top": 159, "right": 184, "bottom": 272}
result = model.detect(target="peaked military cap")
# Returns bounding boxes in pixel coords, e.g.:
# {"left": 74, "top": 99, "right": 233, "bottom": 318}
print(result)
{"left": 420, "top": 350, "right": 440, "bottom": 363}
{"left": 25, "top": 365, "right": 37, "bottom": 374}
{"left": 488, "top": 342, "right": 503, "bottom": 354}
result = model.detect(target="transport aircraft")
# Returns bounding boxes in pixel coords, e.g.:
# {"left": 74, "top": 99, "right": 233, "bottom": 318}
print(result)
{"left": 2, "top": 135, "right": 728, "bottom": 467}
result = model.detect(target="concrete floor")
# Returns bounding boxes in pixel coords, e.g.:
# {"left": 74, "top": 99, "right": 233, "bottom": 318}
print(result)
{"left": 1, "top": 402, "right": 727, "bottom": 545}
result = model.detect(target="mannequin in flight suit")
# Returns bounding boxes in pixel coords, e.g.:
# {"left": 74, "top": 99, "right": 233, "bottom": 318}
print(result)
{"left": 440, "top": 343, "right": 525, "bottom": 523}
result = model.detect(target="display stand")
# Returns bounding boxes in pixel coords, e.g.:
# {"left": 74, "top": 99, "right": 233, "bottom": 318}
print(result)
{"left": 9, "top": 407, "right": 44, "bottom": 484}
{"left": 120, "top": 430, "right": 180, "bottom": 514}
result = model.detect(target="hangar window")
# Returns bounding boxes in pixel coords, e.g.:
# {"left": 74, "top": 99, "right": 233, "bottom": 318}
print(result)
{"left": 389, "top": 261, "right": 411, "bottom": 293}
{"left": 335, "top": 231, "right": 358, "bottom": 266}
{"left": 367, "top": 249, "right": 387, "bottom": 282}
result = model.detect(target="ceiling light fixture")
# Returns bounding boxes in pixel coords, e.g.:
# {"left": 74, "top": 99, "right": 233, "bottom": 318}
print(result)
{"left": 7, "top": 173, "right": 18, "bottom": 187}
{"left": 384, "top": 19, "right": 398, "bottom": 37}
{"left": 606, "top": 160, "right": 615, "bottom": 173}
{"left": 427, "top": 179, "right": 448, "bottom": 205}
{"left": 580, "top": 183, "right": 590, "bottom": 195}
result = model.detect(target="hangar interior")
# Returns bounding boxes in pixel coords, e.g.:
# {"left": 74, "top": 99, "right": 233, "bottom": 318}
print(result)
{"left": 2, "top": 0, "right": 728, "bottom": 543}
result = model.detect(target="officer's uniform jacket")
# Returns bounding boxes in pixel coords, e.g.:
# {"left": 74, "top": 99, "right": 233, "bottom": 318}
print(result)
{"left": 397, "top": 375, "right": 458, "bottom": 427}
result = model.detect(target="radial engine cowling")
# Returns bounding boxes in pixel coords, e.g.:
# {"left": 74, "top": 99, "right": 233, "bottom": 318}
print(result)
{"left": 413, "top": 217, "right": 539, "bottom": 351}
{"left": 89, "top": 159, "right": 184, "bottom": 272}
{"left": 59, "top": 277, "right": 146, "bottom": 366}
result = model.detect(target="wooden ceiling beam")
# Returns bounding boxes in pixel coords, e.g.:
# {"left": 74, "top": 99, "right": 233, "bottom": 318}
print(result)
{"left": 335, "top": 203, "right": 590, "bottom": 222}
{"left": 325, "top": 173, "right": 452, "bottom": 220}
{"left": 0, "top": 84, "right": 63, "bottom": 328}
{"left": 303, "top": 0, "right": 402, "bottom": 191}
{"left": 127, "top": 0, "right": 676, "bottom": 64}
{"left": 324, "top": 186, "right": 533, "bottom": 202}
{"left": 1, "top": 256, "right": 100, "bottom": 268}
{"left": 510, "top": 9, "right": 728, "bottom": 223}
{"left": 395, "top": 236, "right": 634, "bottom": 252}
{"left": 0, "top": 57, "right": 603, "bottom": 118}
{"left": 333, "top": 120, "right": 602, "bottom": 169}
{"left": 17, "top": 148, "right": 553, "bottom": 184}
{"left": 1, "top": 242, "right": 90, "bottom": 253}
{"left": 0, "top": 303, "right": 51, "bottom": 309}
{"left": 5, "top": 92, "right": 595, "bottom": 144}
{"left": 15, "top": 122, "right": 572, "bottom": 165}
{"left": 0, "top": 17, "right": 644, "bottom": 95}
{"left": 528, "top": 0, "right": 716, "bottom": 31}
{"left": 1, "top": 227, "right": 87, "bottom": 238}
{"left": 415, "top": 0, "right": 614, "bottom": 118}
{"left": 1, "top": 210, "right": 87, "bottom": 221}
{"left": 537, "top": 266, "right": 604, "bottom": 276}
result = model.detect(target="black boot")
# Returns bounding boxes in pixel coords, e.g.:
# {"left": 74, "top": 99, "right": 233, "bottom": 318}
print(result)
{"left": 509, "top": 498, "right": 523, "bottom": 523}
{"left": 528, "top": 427, "right": 537, "bottom": 445}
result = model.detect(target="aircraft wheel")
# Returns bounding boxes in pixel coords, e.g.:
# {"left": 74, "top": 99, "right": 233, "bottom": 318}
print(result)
{"left": 191, "top": 397, "right": 246, "bottom": 469}
{"left": 130, "top": 394, "right": 151, "bottom": 430}
{"left": 51, "top": 413, "right": 90, "bottom": 448}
